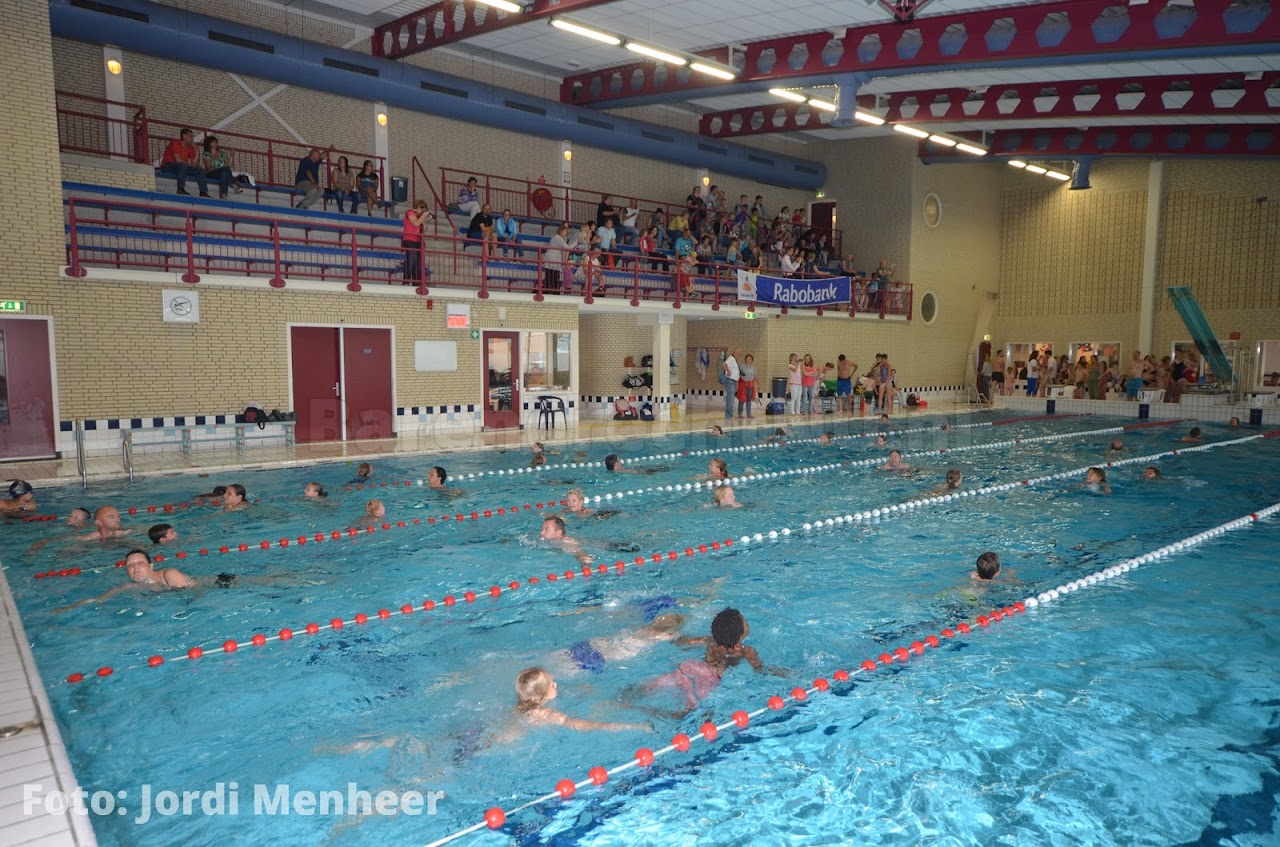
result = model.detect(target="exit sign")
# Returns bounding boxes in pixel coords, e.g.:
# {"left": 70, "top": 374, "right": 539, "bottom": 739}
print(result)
{"left": 0, "top": 300, "right": 25, "bottom": 313}
{"left": 744, "top": 310, "right": 756, "bottom": 319}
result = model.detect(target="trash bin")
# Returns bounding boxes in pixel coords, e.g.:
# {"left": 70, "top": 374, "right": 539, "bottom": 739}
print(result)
{"left": 390, "top": 176, "right": 408, "bottom": 203}
{"left": 771, "top": 377, "right": 788, "bottom": 400}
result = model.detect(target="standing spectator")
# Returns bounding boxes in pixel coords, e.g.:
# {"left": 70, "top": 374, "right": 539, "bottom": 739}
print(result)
{"left": 870, "top": 259, "right": 894, "bottom": 312}
{"left": 787, "top": 353, "right": 803, "bottom": 415}
{"left": 737, "top": 354, "right": 758, "bottom": 419}
{"left": 200, "top": 136, "right": 237, "bottom": 199}
{"left": 401, "top": 200, "right": 433, "bottom": 284}
{"left": 467, "top": 203, "right": 496, "bottom": 257}
{"left": 673, "top": 228, "right": 696, "bottom": 260}
{"left": 725, "top": 238, "right": 743, "bottom": 268}
{"left": 686, "top": 185, "right": 706, "bottom": 227}
{"left": 330, "top": 155, "right": 358, "bottom": 214}
{"left": 595, "top": 194, "right": 618, "bottom": 229}
{"left": 495, "top": 209, "right": 523, "bottom": 258}
{"left": 457, "top": 177, "right": 481, "bottom": 218}
{"left": 801, "top": 354, "right": 819, "bottom": 415}
{"left": 619, "top": 205, "right": 641, "bottom": 245}
{"left": 294, "top": 147, "right": 324, "bottom": 210}
{"left": 1026, "top": 351, "right": 1040, "bottom": 396}
{"left": 357, "top": 160, "right": 380, "bottom": 215}
{"left": 543, "top": 224, "right": 571, "bottom": 293}
{"left": 649, "top": 208, "right": 669, "bottom": 248}
{"left": 159, "top": 127, "right": 209, "bottom": 197}
{"left": 675, "top": 252, "right": 697, "bottom": 300}
{"left": 667, "top": 211, "right": 688, "bottom": 247}
{"left": 640, "top": 227, "right": 662, "bottom": 271}
{"left": 722, "top": 348, "right": 741, "bottom": 421}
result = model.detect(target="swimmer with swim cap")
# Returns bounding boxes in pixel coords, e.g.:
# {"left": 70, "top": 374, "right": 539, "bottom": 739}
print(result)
{"left": 1, "top": 480, "right": 36, "bottom": 514}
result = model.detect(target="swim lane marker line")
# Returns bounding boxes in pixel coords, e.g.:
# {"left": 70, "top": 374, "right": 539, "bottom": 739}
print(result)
{"left": 57, "top": 432, "right": 1267, "bottom": 686}
{"left": 32, "top": 419, "right": 1191, "bottom": 581}
{"left": 429, "top": 497, "right": 1280, "bottom": 846}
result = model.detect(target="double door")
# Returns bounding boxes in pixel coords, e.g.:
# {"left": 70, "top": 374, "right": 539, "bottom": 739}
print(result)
{"left": 290, "top": 326, "right": 394, "bottom": 443}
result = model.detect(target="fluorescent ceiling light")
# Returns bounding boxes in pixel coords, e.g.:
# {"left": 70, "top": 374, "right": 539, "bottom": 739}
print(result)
{"left": 1008, "top": 160, "right": 1028, "bottom": 168}
{"left": 955, "top": 143, "right": 987, "bottom": 156}
{"left": 769, "top": 88, "right": 807, "bottom": 103}
{"left": 550, "top": 18, "right": 620, "bottom": 45}
{"left": 476, "top": 0, "right": 523, "bottom": 12}
{"left": 855, "top": 111, "right": 885, "bottom": 125}
{"left": 808, "top": 98, "right": 836, "bottom": 111}
{"left": 928, "top": 135, "right": 957, "bottom": 146}
{"left": 1025, "top": 164, "right": 1048, "bottom": 174}
{"left": 1046, "top": 170, "right": 1071, "bottom": 181}
{"left": 691, "top": 62, "right": 736, "bottom": 80}
{"left": 893, "top": 124, "right": 929, "bottom": 139}
{"left": 626, "top": 42, "right": 687, "bottom": 65}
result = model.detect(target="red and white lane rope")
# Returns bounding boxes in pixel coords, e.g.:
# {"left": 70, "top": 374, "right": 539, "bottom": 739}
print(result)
{"left": 32, "top": 420, "right": 1167, "bottom": 582}
{"left": 431, "top": 498, "right": 1280, "bottom": 846}
{"left": 57, "top": 432, "right": 1269, "bottom": 686}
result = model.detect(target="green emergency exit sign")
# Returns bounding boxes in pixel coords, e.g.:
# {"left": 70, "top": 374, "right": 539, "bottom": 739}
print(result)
{"left": 0, "top": 300, "right": 25, "bottom": 313}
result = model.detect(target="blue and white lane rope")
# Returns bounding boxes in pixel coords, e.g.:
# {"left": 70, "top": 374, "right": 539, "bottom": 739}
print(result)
{"left": 426, "top": 497, "right": 1280, "bottom": 847}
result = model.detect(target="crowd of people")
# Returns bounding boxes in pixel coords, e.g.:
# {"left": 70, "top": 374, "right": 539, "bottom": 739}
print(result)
{"left": 714, "top": 349, "right": 901, "bottom": 422}
{"left": 979, "top": 346, "right": 1209, "bottom": 404}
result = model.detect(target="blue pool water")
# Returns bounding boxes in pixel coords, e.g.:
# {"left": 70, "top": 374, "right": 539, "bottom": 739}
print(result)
{"left": 5, "top": 412, "right": 1279, "bottom": 847}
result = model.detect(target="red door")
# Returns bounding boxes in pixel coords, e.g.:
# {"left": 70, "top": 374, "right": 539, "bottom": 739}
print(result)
{"left": 343, "top": 328, "right": 394, "bottom": 440}
{"left": 290, "top": 326, "right": 342, "bottom": 443}
{"left": 0, "top": 318, "right": 56, "bottom": 460}
{"left": 809, "top": 200, "right": 837, "bottom": 255}
{"left": 483, "top": 331, "right": 520, "bottom": 430}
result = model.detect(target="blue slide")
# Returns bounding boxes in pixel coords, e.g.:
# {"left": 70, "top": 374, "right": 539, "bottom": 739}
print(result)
{"left": 1166, "top": 285, "right": 1233, "bottom": 383}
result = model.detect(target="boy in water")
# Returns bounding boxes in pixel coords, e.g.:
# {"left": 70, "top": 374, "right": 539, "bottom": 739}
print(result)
{"left": 514, "top": 668, "right": 648, "bottom": 732}
{"left": 972, "top": 551, "right": 1001, "bottom": 581}
{"left": 1084, "top": 467, "right": 1112, "bottom": 494}
{"left": 713, "top": 486, "right": 741, "bottom": 508}
{"left": 147, "top": 523, "right": 178, "bottom": 544}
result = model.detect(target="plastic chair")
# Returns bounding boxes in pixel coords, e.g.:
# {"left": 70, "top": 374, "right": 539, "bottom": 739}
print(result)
{"left": 537, "top": 395, "right": 567, "bottom": 430}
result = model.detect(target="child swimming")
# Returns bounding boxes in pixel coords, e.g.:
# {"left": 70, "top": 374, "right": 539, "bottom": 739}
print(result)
{"left": 514, "top": 668, "right": 648, "bottom": 732}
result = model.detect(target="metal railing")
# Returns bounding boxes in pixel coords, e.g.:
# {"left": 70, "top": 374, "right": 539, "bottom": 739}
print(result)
{"left": 64, "top": 194, "right": 911, "bottom": 317}
{"left": 55, "top": 91, "right": 388, "bottom": 201}
{"left": 122, "top": 431, "right": 135, "bottom": 481}
{"left": 73, "top": 421, "right": 88, "bottom": 488}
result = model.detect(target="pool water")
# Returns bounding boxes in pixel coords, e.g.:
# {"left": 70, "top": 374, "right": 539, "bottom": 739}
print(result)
{"left": 5, "top": 412, "right": 1279, "bottom": 847}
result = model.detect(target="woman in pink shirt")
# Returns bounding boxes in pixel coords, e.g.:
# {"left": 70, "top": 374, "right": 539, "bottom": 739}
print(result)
{"left": 801, "top": 354, "right": 818, "bottom": 415}
{"left": 401, "top": 200, "right": 433, "bottom": 284}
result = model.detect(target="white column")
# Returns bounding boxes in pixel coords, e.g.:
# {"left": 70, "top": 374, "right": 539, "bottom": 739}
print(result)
{"left": 560, "top": 141, "right": 573, "bottom": 221}
{"left": 103, "top": 46, "right": 127, "bottom": 159}
{"left": 651, "top": 319, "right": 673, "bottom": 421}
{"left": 373, "top": 101, "right": 390, "bottom": 201}
{"left": 1137, "top": 161, "right": 1165, "bottom": 356}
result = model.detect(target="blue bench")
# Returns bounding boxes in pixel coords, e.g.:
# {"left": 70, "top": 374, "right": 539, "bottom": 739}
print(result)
{"left": 149, "top": 171, "right": 396, "bottom": 217}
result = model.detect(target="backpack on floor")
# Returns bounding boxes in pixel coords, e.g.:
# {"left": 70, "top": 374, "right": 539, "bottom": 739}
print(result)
{"left": 766, "top": 401, "right": 786, "bottom": 415}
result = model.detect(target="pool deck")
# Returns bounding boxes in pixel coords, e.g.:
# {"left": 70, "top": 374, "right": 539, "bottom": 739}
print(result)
{"left": 1, "top": 393, "right": 1275, "bottom": 845}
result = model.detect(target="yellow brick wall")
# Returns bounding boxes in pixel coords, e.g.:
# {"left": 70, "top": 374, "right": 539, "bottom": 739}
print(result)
{"left": 813, "top": 135, "right": 915, "bottom": 280}
{"left": 579, "top": 314, "right": 688, "bottom": 396}
{"left": 60, "top": 155, "right": 156, "bottom": 191}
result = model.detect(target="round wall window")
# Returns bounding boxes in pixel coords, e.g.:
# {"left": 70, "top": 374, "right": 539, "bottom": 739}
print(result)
{"left": 922, "top": 192, "right": 943, "bottom": 228}
{"left": 920, "top": 291, "right": 938, "bottom": 324}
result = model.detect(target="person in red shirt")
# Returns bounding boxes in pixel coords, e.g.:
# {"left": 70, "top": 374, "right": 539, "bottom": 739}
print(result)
{"left": 159, "top": 127, "right": 209, "bottom": 197}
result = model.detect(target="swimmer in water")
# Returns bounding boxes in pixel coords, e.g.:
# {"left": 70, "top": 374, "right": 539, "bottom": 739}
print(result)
{"left": 874, "top": 434, "right": 888, "bottom": 447}
{"left": 221, "top": 484, "right": 251, "bottom": 512}
{"left": 604, "top": 454, "right": 643, "bottom": 474}
{"left": 1084, "top": 466, "right": 1112, "bottom": 494}
{"left": 765, "top": 428, "right": 786, "bottom": 444}
{"left": 1180, "top": 427, "right": 1202, "bottom": 443}
{"left": 624, "top": 608, "right": 783, "bottom": 718}
{"left": 1142, "top": 466, "right": 1162, "bottom": 479}
{"left": 304, "top": 482, "right": 328, "bottom": 498}
{"left": 541, "top": 515, "right": 592, "bottom": 565}
{"left": 880, "top": 449, "right": 910, "bottom": 471}
{"left": 1108, "top": 439, "right": 1124, "bottom": 454}
{"left": 817, "top": 431, "right": 835, "bottom": 445}
{"left": 82, "top": 506, "right": 131, "bottom": 541}
{"left": 1228, "top": 416, "right": 1240, "bottom": 428}
{"left": 350, "top": 462, "right": 373, "bottom": 484}
{"left": 513, "top": 668, "right": 649, "bottom": 732}
{"left": 65, "top": 507, "right": 92, "bottom": 527}
{"left": 354, "top": 499, "right": 386, "bottom": 526}
{"left": 926, "top": 468, "right": 963, "bottom": 496}
{"left": 563, "top": 488, "right": 595, "bottom": 517}
{"left": 972, "top": 551, "right": 1001, "bottom": 581}
{"left": 1, "top": 480, "right": 37, "bottom": 515}
{"left": 708, "top": 424, "right": 724, "bottom": 437}
{"left": 147, "top": 523, "right": 178, "bottom": 544}
{"left": 706, "top": 458, "right": 730, "bottom": 481}
{"left": 53, "top": 549, "right": 202, "bottom": 613}
{"left": 192, "top": 485, "right": 227, "bottom": 506}
{"left": 713, "top": 485, "right": 741, "bottom": 508}
{"left": 555, "top": 613, "right": 688, "bottom": 676}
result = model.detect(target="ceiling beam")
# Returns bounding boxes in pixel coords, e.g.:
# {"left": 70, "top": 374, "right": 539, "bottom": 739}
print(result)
{"left": 561, "top": 0, "right": 1280, "bottom": 108}
{"left": 922, "top": 123, "right": 1280, "bottom": 159}
{"left": 700, "top": 72, "right": 1280, "bottom": 138}
{"left": 372, "top": 0, "right": 620, "bottom": 60}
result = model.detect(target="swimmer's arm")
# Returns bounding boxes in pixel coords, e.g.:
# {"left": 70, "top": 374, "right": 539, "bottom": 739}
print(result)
{"left": 166, "top": 569, "right": 196, "bottom": 589}
{"left": 673, "top": 635, "right": 710, "bottom": 647}
{"left": 740, "top": 644, "right": 766, "bottom": 673}
{"left": 52, "top": 584, "right": 128, "bottom": 613}
{"left": 562, "top": 715, "right": 650, "bottom": 732}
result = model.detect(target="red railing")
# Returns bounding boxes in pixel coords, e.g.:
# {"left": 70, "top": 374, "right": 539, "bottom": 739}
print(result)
{"left": 63, "top": 196, "right": 909, "bottom": 318}
{"left": 54, "top": 91, "right": 387, "bottom": 201}
{"left": 411, "top": 155, "right": 445, "bottom": 215}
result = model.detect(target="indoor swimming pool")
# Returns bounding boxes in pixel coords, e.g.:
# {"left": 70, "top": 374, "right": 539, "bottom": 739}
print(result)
{"left": 4, "top": 411, "right": 1279, "bottom": 847}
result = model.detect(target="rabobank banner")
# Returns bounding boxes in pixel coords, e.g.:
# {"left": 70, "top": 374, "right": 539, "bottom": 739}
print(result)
{"left": 737, "top": 270, "right": 851, "bottom": 307}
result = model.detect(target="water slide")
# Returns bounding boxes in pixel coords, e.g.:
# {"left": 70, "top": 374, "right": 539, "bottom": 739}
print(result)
{"left": 1166, "top": 285, "right": 1234, "bottom": 383}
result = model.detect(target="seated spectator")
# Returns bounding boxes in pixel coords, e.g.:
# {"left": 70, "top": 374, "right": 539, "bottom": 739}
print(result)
{"left": 839, "top": 253, "right": 859, "bottom": 276}
{"left": 294, "top": 147, "right": 325, "bottom": 210}
{"left": 466, "top": 203, "right": 497, "bottom": 257}
{"left": 159, "top": 127, "right": 209, "bottom": 197}
{"left": 667, "top": 212, "right": 688, "bottom": 246}
{"left": 357, "top": 160, "right": 380, "bottom": 215}
{"left": 779, "top": 246, "right": 801, "bottom": 277}
{"left": 648, "top": 207, "right": 669, "bottom": 248}
{"left": 673, "top": 228, "right": 696, "bottom": 259}
{"left": 579, "top": 247, "right": 605, "bottom": 295}
{"left": 200, "top": 136, "right": 238, "bottom": 199}
{"left": 696, "top": 235, "right": 715, "bottom": 273}
{"left": 495, "top": 209, "right": 523, "bottom": 258}
{"left": 458, "top": 177, "right": 482, "bottom": 218}
{"left": 329, "top": 155, "right": 359, "bottom": 214}
{"left": 725, "top": 238, "right": 743, "bottom": 268}
{"left": 619, "top": 205, "right": 641, "bottom": 245}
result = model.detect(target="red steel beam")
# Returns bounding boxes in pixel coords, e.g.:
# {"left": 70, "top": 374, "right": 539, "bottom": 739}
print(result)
{"left": 373, "top": 0, "right": 620, "bottom": 60}
{"left": 700, "top": 72, "right": 1280, "bottom": 138}
{"left": 563, "top": 0, "right": 1280, "bottom": 106}
{"left": 925, "top": 123, "right": 1280, "bottom": 159}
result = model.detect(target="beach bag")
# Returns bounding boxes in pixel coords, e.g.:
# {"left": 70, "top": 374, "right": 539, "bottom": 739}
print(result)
{"left": 906, "top": 394, "right": 920, "bottom": 407}
{"left": 242, "top": 405, "right": 268, "bottom": 429}
{"left": 638, "top": 402, "right": 655, "bottom": 421}
{"left": 766, "top": 401, "right": 785, "bottom": 415}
